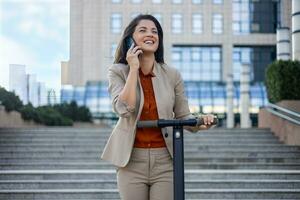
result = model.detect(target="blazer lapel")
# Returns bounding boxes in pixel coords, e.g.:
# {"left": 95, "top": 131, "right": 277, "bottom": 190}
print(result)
{"left": 152, "top": 62, "right": 164, "bottom": 119}
{"left": 136, "top": 74, "right": 144, "bottom": 121}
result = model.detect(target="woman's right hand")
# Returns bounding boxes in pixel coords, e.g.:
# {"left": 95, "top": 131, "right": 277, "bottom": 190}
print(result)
{"left": 126, "top": 43, "right": 143, "bottom": 71}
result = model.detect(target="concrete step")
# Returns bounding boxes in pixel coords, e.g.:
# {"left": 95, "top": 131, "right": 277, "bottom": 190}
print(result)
{"left": 1, "top": 151, "right": 299, "bottom": 158}
{"left": 0, "top": 133, "right": 277, "bottom": 138}
{"left": 1, "top": 148, "right": 299, "bottom": 154}
{"left": 0, "top": 143, "right": 293, "bottom": 148}
{"left": 0, "top": 188, "right": 299, "bottom": 199}
{"left": 1, "top": 170, "right": 300, "bottom": 180}
{"left": 0, "top": 128, "right": 112, "bottom": 133}
{"left": 0, "top": 137, "right": 282, "bottom": 143}
{"left": 0, "top": 128, "right": 272, "bottom": 134}
{"left": 1, "top": 179, "right": 299, "bottom": 190}
{"left": 1, "top": 163, "right": 299, "bottom": 170}
{"left": 1, "top": 145, "right": 298, "bottom": 151}
{"left": 0, "top": 133, "right": 277, "bottom": 139}
{"left": 1, "top": 147, "right": 299, "bottom": 153}
{"left": 1, "top": 157, "right": 299, "bottom": 164}
{"left": 0, "top": 140, "right": 283, "bottom": 145}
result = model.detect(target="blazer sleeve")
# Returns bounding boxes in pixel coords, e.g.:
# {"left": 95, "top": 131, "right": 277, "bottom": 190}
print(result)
{"left": 108, "top": 65, "right": 135, "bottom": 118}
{"left": 173, "top": 69, "right": 199, "bottom": 133}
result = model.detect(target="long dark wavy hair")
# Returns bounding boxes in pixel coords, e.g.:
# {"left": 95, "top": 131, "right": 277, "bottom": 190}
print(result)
{"left": 114, "top": 14, "right": 164, "bottom": 64}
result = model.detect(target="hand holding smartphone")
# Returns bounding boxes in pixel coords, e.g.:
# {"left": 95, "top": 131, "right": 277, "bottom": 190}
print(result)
{"left": 126, "top": 37, "right": 135, "bottom": 50}
{"left": 125, "top": 37, "right": 142, "bottom": 70}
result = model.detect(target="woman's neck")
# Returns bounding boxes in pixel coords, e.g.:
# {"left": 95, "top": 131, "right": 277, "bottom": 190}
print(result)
{"left": 139, "top": 53, "right": 155, "bottom": 75}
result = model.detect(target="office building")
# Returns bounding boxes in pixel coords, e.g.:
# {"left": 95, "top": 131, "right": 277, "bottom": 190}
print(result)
{"left": 9, "top": 64, "right": 28, "bottom": 104}
{"left": 61, "top": 0, "right": 292, "bottom": 123}
{"left": 9, "top": 64, "right": 48, "bottom": 107}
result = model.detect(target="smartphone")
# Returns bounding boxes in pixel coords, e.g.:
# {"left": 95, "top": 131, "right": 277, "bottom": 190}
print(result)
{"left": 125, "top": 37, "right": 135, "bottom": 50}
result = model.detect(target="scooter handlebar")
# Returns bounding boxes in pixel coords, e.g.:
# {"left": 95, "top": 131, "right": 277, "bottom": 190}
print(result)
{"left": 136, "top": 115, "right": 218, "bottom": 128}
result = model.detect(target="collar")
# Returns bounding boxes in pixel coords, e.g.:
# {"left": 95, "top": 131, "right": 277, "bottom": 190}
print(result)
{"left": 139, "top": 61, "right": 157, "bottom": 77}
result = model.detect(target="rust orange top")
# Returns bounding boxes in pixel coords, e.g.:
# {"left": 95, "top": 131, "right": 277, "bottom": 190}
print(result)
{"left": 133, "top": 68, "right": 166, "bottom": 148}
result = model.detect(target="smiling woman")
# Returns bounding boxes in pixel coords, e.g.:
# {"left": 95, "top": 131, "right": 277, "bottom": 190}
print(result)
{"left": 101, "top": 14, "right": 215, "bottom": 200}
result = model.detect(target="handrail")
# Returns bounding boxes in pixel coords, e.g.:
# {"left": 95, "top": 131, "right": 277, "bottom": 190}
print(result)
{"left": 268, "top": 103, "right": 300, "bottom": 118}
{"left": 266, "top": 103, "right": 300, "bottom": 126}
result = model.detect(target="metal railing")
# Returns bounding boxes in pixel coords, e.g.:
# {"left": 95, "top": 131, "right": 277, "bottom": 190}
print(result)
{"left": 266, "top": 103, "right": 300, "bottom": 125}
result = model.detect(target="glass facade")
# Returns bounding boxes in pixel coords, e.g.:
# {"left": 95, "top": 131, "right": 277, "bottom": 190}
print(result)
{"left": 172, "top": 46, "right": 221, "bottom": 81}
{"left": 61, "top": 45, "right": 273, "bottom": 120}
{"left": 232, "top": 0, "right": 279, "bottom": 34}
{"left": 233, "top": 46, "right": 276, "bottom": 82}
{"left": 61, "top": 81, "right": 268, "bottom": 117}
{"left": 61, "top": 82, "right": 112, "bottom": 115}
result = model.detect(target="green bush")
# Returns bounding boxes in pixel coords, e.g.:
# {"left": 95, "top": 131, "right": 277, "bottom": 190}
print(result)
{"left": 53, "top": 101, "right": 92, "bottom": 122}
{"left": 0, "top": 87, "right": 23, "bottom": 112}
{"left": 20, "top": 103, "right": 38, "bottom": 121}
{"left": 77, "top": 106, "right": 93, "bottom": 122}
{"left": 21, "top": 105, "right": 73, "bottom": 126}
{"left": 35, "top": 106, "right": 73, "bottom": 126}
{"left": 1, "top": 86, "right": 91, "bottom": 126}
{"left": 265, "top": 60, "right": 300, "bottom": 103}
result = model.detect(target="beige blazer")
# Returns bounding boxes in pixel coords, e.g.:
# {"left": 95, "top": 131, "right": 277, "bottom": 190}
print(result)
{"left": 101, "top": 61, "right": 197, "bottom": 167}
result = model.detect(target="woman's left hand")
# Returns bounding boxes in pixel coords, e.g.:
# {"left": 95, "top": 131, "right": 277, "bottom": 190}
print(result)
{"left": 198, "top": 114, "right": 215, "bottom": 130}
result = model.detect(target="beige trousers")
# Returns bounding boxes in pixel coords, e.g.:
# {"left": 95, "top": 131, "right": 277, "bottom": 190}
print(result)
{"left": 116, "top": 147, "right": 173, "bottom": 200}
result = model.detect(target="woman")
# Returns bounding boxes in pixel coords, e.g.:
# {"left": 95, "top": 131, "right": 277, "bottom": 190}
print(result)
{"left": 101, "top": 14, "right": 215, "bottom": 200}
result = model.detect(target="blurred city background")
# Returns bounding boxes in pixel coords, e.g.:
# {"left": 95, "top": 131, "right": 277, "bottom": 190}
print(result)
{"left": 1, "top": 0, "right": 296, "bottom": 127}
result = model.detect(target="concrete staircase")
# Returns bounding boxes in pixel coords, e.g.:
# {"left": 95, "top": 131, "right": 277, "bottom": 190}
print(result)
{"left": 0, "top": 127, "right": 299, "bottom": 199}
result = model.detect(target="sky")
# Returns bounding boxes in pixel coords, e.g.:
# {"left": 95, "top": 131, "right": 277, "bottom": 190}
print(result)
{"left": 0, "top": 0, "right": 69, "bottom": 94}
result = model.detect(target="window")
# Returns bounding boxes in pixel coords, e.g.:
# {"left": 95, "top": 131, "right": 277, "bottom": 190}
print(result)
{"left": 171, "top": 46, "right": 222, "bottom": 81}
{"left": 111, "top": 43, "right": 117, "bottom": 58}
{"left": 172, "top": 14, "right": 182, "bottom": 34}
{"left": 192, "top": 14, "right": 202, "bottom": 34}
{"left": 131, "top": 0, "right": 142, "bottom": 3}
{"left": 172, "top": 0, "right": 182, "bottom": 4}
{"left": 192, "top": 0, "right": 202, "bottom": 4}
{"left": 232, "top": 0, "right": 279, "bottom": 34}
{"left": 152, "top": 13, "right": 162, "bottom": 25}
{"left": 111, "top": 0, "right": 122, "bottom": 3}
{"left": 152, "top": 0, "right": 162, "bottom": 3}
{"left": 213, "top": 13, "right": 223, "bottom": 34}
{"left": 232, "top": 46, "right": 276, "bottom": 82}
{"left": 213, "top": 0, "right": 223, "bottom": 4}
{"left": 111, "top": 13, "right": 122, "bottom": 33}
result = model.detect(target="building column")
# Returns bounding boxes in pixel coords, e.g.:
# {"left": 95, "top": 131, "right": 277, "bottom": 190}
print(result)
{"left": 240, "top": 63, "right": 251, "bottom": 128}
{"left": 226, "top": 73, "right": 234, "bottom": 128}
{"left": 292, "top": 0, "right": 300, "bottom": 60}
{"left": 276, "top": 27, "right": 291, "bottom": 60}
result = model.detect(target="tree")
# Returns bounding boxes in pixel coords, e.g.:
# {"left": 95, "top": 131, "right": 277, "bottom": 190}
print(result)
{"left": 0, "top": 87, "right": 23, "bottom": 112}
{"left": 265, "top": 60, "right": 300, "bottom": 103}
